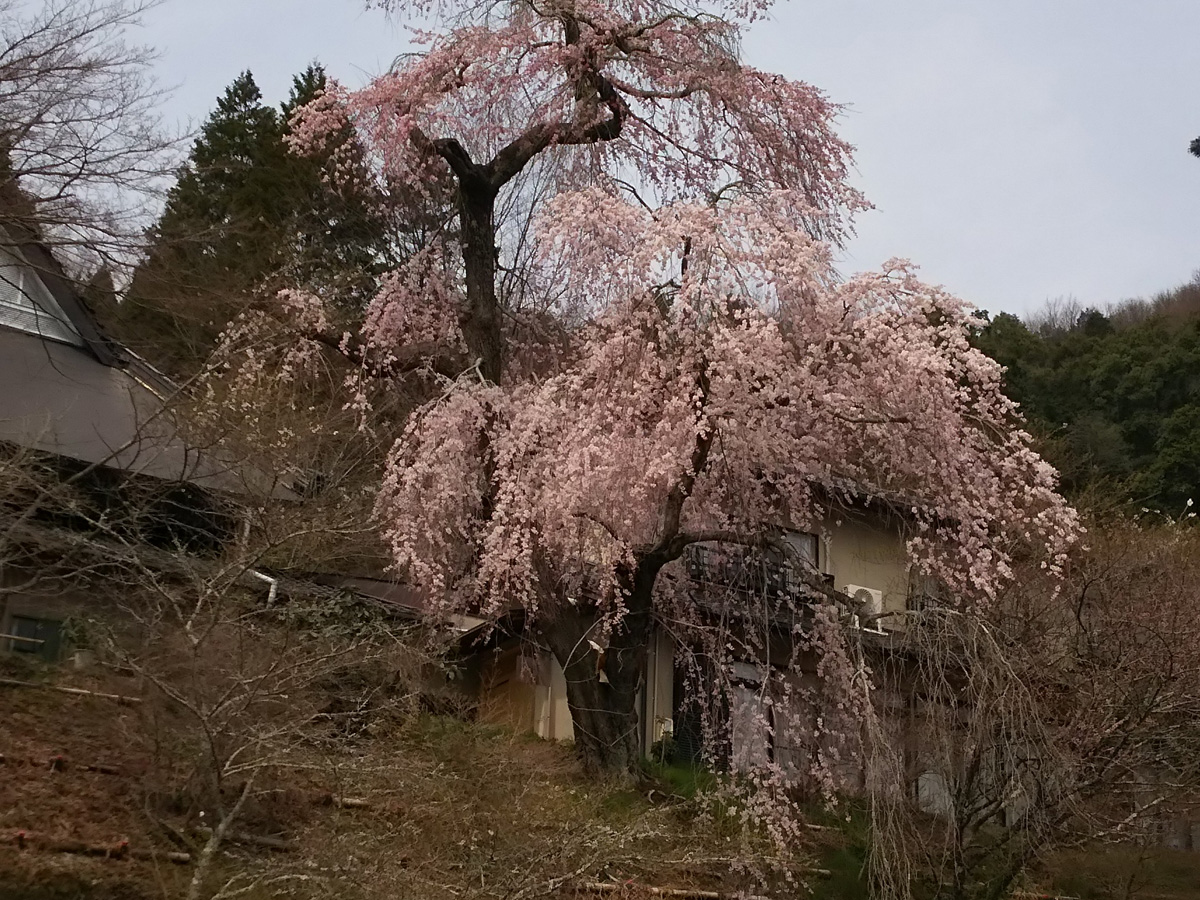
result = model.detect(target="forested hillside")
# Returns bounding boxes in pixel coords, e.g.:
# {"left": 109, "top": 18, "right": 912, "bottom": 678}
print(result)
{"left": 974, "top": 276, "right": 1200, "bottom": 513}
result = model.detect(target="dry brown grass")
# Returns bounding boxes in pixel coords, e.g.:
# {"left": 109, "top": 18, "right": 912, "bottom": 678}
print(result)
{"left": 0, "top": 656, "right": 825, "bottom": 900}
{"left": 230, "top": 715, "right": 817, "bottom": 900}
{"left": 0, "top": 655, "right": 189, "bottom": 899}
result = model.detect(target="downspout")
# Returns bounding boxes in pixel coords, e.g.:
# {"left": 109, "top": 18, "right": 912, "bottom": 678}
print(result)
{"left": 240, "top": 513, "right": 278, "bottom": 606}
{"left": 640, "top": 645, "right": 650, "bottom": 755}
{"left": 649, "top": 634, "right": 658, "bottom": 750}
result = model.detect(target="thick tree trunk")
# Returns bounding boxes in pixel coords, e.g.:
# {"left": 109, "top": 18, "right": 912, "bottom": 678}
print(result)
{"left": 552, "top": 630, "right": 644, "bottom": 775}
{"left": 541, "top": 560, "right": 661, "bottom": 775}
{"left": 457, "top": 181, "right": 503, "bottom": 384}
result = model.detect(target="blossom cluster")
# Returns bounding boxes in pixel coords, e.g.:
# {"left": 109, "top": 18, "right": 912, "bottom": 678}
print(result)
{"left": 376, "top": 189, "right": 1080, "bottom": 616}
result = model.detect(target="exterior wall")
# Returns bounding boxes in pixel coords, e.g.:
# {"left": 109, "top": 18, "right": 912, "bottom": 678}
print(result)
{"left": 477, "top": 630, "right": 676, "bottom": 750}
{"left": 820, "top": 509, "right": 911, "bottom": 623}
{"left": 476, "top": 644, "right": 538, "bottom": 733}
{"left": 642, "top": 628, "right": 675, "bottom": 751}
{"left": 0, "top": 567, "right": 86, "bottom": 660}
{"left": 539, "top": 653, "right": 573, "bottom": 740}
{"left": 720, "top": 665, "right": 916, "bottom": 799}
{"left": 476, "top": 643, "right": 574, "bottom": 741}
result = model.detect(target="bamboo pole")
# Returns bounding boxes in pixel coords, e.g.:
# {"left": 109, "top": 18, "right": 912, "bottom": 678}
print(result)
{"left": 579, "top": 885, "right": 724, "bottom": 899}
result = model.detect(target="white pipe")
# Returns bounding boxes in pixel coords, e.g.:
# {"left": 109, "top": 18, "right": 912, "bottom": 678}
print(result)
{"left": 249, "top": 569, "right": 278, "bottom": 606}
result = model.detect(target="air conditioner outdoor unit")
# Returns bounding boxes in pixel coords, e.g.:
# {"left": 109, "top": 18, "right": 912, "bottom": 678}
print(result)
{"left": 843, "top": 584, "right": 887, "bottom": 634}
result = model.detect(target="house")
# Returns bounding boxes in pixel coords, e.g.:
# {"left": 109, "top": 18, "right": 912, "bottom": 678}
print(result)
{"left": 0, "top": 203, "right": 955, "bottom": 811}
{"left": 472, "top": 497, "right": 916, "bottom": 781}
{"left": 0, "top": 224, "right": 263, "bottom": 660}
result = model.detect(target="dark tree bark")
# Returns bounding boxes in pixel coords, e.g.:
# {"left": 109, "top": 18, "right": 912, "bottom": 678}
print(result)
{"left": 537, "top": 374, "right": 711, "bottom": 774}
{"left": 405, "top": 9, "right": 630, "bottom": 386}
{"left": 457, "top": 180, "right": 503, "bottom": 384}
{"left": 397, "top": 14, "right": 643, "bottom": 772}
{"left": 540, "top": 557, "right": 663, "bottom": 775}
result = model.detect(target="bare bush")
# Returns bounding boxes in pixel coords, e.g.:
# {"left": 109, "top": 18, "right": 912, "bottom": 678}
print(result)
{"left": 867, "top": 521, "right": 1200, "bottom": 900}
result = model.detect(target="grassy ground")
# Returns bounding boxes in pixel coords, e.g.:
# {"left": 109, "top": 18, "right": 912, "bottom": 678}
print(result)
{"left": 7, "top": 655, "right": 1200, "bottom": 899}
{"left": 1039, "top": 846, "right": 1200, "bottom": 900}
{"left": 0, "top": 657, "right": 829, "bottom": 899}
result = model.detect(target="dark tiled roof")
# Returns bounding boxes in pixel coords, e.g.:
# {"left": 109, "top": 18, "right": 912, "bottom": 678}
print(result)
{"left": 280, "top": 572, "right": 492, "bottom": 640}
{"left": 312, "top": 573, "right": 427, "bottom": 612}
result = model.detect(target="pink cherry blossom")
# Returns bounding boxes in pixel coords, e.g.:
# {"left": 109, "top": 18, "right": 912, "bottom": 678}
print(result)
{"left": 281, "top": 1, "right": 1081, "bottom": 786}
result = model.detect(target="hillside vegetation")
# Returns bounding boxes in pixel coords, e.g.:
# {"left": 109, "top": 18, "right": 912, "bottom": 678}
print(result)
{"left": 973, "top": 276, "right": 1200, "bottom": 512}
{"left": 6, "top": 652, "right": 1200, "bottom": 900}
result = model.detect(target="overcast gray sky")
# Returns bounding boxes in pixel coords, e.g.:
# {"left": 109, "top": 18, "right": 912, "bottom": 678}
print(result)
{"left": 142, "top": 0, "right": 1200, "bottom": 319}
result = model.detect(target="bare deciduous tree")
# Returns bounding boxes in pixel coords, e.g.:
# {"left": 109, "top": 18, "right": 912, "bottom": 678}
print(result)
{"left": 867, "top": 521, "right": 1200, "bottom": 900}
{"left": 0, "top": 0, "right": 175, "bottom": 271}
{"left": 0, "top": 339, "right": 440, "bottom": 899}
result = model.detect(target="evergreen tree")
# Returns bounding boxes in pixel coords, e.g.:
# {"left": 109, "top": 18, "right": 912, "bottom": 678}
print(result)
{"left": 163, "top": 70, "right": 291, "bottom": 278}
{"left": 114, "top": 67, "right": 393, "bottom": 376}
{"left": 275, "top": 65, "right": 392, "bottom": 307}
{"left": 115, "top": 71, "right": 285, "bottom": 373}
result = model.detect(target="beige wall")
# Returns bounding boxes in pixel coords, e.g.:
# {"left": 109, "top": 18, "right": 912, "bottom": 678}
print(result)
{"left": 478, "top": 631, "right": 676, "bottom": 751}
{"left": 476, "top": 644, "right": 574, "bottom": 741}
{"left": 476, "top": 644, "right": 537, "bottom": 733}
{"left": 643, "top": 628, "right": 675, "bottom": 750}
{"left": 820, "top": 509, "right": 911, "bottom": 622}
{"left": 539, "top": 654, "right": 574, "bottom": 741}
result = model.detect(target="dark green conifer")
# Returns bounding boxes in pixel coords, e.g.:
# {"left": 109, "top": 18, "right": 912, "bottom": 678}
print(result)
{"left": 115, "top": 67, "right": 392, "bottom": 376}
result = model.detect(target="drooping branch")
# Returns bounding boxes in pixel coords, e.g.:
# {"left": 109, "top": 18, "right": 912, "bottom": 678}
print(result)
{"left": 664, "top": 528, "right": 844, "bottom": 605}
{"left": 304, "top": 326, "right": 467, "bottom": 381}
{"left": 652, "top": 365, "right": 712, "bottom": 559}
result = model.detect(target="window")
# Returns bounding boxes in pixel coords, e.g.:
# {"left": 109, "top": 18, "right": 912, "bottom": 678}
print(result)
{"left": 785, "top": 531, "right": 819, "bottom": 568}
{"left": 917, "top": 771, "right": 954, "bottom": 817}
{"left": 5, "top": 615, "right": 62, "bottom": 659}
{"left": 0, "top": 242, "right": 83, "bottom": 345}
{"left": 908, "top": 569, "right": 951, "bottom": 611}
{"left": 9, "top": 616, "right": 43, "bottom": 653}
{"left": 685, "top": 530, "right": 820, "bottom": 602}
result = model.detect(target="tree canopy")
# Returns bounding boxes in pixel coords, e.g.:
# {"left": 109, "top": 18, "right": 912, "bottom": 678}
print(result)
{"left": 0, "top": 0, "right": 172, "bottom": 269}
{"left": 115, "top": 66, "right": 392, "bottom": 376}
{"left": 275, "top": 0, "right": 1080, "bottom": 777}
{"left": 973, "top": 278, "right": 1200, "bottom": 513}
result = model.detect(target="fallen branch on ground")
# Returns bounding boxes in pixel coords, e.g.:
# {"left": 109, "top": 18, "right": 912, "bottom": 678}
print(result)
{"left": 10, "top": 831, "right": 189, "bottom": 863}
{"left": 316, "top": 792, "right": 371, "bottom": 809}
{"left": 197, "top": 826, "right": 297, "bottom": 852}
{"left": 0, "top": 752, "right": 121, "bottom": 774}
{"left": 577, "top": 879, "right": 829, "bottom": 899}
{"left": 0, "top": 677, "right": 141, "bottom": 704}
